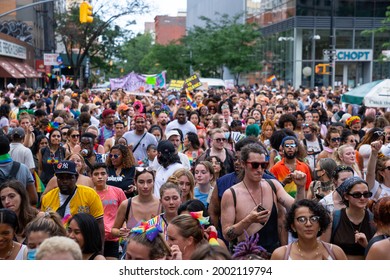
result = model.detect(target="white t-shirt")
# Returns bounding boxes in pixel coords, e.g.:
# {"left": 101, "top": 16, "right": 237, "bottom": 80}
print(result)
{"left": 165, "top": 120, "right": 197, "bottom": 137}
{"left": 302, "top": 138, "right": 324, "bottom": 171}
{"left": 154, "top": 163, "right": 185, "bottom": 198}
{"left": 371, "top": 180, "right": 390, "bottom": 200}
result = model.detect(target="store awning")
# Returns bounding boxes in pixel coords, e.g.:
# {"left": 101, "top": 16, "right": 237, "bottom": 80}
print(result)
{"left": 11, "top": 60, "right": 34, "bottom": 78}
{"left": 23, "top": 63, "right": 41, "bottom": 78}
{"left": 0, "top": 58, "right": 25, "bottom": 79}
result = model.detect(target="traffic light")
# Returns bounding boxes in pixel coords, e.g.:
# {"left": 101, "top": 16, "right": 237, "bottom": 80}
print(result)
{"left": 80, "top": 1, "right": 93, "bottom": 24}
{"left": 315, "top": 63, "right": 330, "bottom": 75}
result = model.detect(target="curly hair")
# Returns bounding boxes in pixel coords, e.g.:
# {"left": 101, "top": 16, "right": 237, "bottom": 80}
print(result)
{"left": 285, "top": 199, "right": 331, "bottom": 238}
{"left": 278, "top": 113, "right": 297, "bottom": 130}
{"left": 106, "top": 144, "right": 135, "bottom": 168}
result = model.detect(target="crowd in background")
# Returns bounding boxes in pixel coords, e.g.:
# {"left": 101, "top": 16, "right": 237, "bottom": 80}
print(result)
{"left": 0, "top": 81, "right": 389, "bottom": 260}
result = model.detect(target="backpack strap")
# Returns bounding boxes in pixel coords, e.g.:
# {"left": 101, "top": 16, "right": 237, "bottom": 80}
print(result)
{"left": 9, "top": 161, "right": 21, "bottom": 179}
{"left": 265, "top": 179, "right": 277, "bottom": 195}
{"left": 125, "top": 197, "right": 132, "bottom": 222}
{"left": 318, "top": 138, "right": 324, "bottom": 151}
{"left": 230, "top": 188, "right": 237, "bottom": 208}
{"left": 331, "top": 209, "right": 341, "bottom": 242}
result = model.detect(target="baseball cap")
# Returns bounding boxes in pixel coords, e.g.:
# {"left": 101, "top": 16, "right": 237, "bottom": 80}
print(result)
{"left": 157, "top": 140, "right": 175, "bottom": 155}
{"left": 166, "top": 130, "right": 180, "bottom": 140}
{"left": 11, "top": 127, "right": 25, "bottom": 138}
{"left": 55, "top": 160, "right": 78, "bottom": 175}
{"left": 117, "top": 104, "right": 130, "bottom": 112}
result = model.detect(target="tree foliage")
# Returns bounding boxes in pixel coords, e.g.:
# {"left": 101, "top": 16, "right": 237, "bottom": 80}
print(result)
{"left": 54, "top": 0, "right": 148, "bottom": 86}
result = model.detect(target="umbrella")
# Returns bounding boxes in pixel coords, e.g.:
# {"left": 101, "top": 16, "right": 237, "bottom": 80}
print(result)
{"left": 341, "top": 79, "right": 390, "bottom": 107}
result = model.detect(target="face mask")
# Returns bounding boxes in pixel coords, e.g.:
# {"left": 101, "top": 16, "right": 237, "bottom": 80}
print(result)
{"left": 224, "top": 132, "right": 230, "bottom": 139}
{"left": 8, "top": 127, "right": 14, "bottom": 134}
{"left": 352, "top": 129, "right": 360, "bottom": 134}
{"left": 314, "top": 170, "right": 323, "bottom": 180}
{"left": 27, "top": 248, "right": 37, "bottom": 260}
{"left": 304, "top": 133, "right": 313, "bottom": 140}
{"left": 155, "top": 136, "right": 161, "bottom": 142}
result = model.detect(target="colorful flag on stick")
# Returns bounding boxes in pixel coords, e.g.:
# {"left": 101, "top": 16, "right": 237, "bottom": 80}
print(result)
{"left": 266, "top": 75, "right": 277, "bottom": 83}
{"left": 33, "top": 170, "right": 45, "bottom": 193}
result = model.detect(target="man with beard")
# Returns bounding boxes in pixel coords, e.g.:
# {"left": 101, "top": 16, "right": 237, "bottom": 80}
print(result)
{"left": 122, "top": 115, "right": 157, "bottom": 162}
{"left": 270, "top": 136, "right": 312, "bottom": 198}
{"left": 221, "top": 143, "right": 306, "bottom": 254}
{"left": 156, "top": 110, "right": 169, "bottom": 137}
{"left": 41, "top": 160, "right": 104, "bottom": 246}
{"left": 97, "top": 109, "right": 116, "bottom": 146}
{"left": 165, "top": 107, "right": 197, "bottom": 138}
{"left": 79, "top": 132, "right": 105, "bottom": 176}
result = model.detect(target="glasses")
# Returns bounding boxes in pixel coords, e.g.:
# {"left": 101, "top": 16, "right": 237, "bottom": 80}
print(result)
{"left": 384, "top": 166, "right": 390, "bottom": 171}
{"left": 214, "top": 138, "right": 226, "bottom": 142}
{"left": 284, "top": 143, "right": 297, "bottom": 148}
{"left": 302, "top": 123, "right": 310, "bottom": 127}
{"left": 71, "top": 134, "right": 80, "bottom": 139}
{"left": 331, "top": 137, "right": 341, "bottom": 142}
{"left": 109, "top": 154, "right": 121, "bottom": 159}
{"left": 374, "top": 131, "right": 386, "bottom": 137}
{"left": 347, "top": 191, "right": 372, "bottom": 199}
{"left": 296, "top": 216, "right": 320, "bottom": 224}
{"left": 114, "top": 120, "right": 125, "bottom": 125}
{"left": 135, "top": 166, "right": 154, "bottom": 172}
{"left": 245, "top": 161, "right": 269, "bottom": 169}
{"left": 52, "top": 135, "right": 61, "bottom": 138}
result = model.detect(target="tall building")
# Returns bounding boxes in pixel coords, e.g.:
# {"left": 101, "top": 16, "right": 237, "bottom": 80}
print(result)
{"left": 154, "top": 15, "right": 186, "bottom": 45}
{"left": 248, "top": 0, "right": 390, "bottom": 89}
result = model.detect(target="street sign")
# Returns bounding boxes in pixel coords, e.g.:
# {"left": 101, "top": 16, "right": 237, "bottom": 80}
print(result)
{"left": 56, "top": 55, "right": 63, "bottom": 65}
{"left": 323, "top": 49, "right": 336, "bottom": 56}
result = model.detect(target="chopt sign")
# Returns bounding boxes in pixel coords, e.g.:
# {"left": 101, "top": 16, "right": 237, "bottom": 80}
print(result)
{"left": 184, "top": 74, "right": 202, "bottom": 91}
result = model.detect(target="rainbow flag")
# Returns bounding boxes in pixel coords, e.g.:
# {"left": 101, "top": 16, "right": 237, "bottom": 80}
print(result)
{"left": 266, "top": 75, "right": 277, "bottom": 83}
{"left": 186, "top": 89, "right": 193, "bottom": 103}
{"left": 33, "top": 170, "right": 45, "bottom": 193}
{"left": 47, "top": 121, "right": 59, "bottom": 133}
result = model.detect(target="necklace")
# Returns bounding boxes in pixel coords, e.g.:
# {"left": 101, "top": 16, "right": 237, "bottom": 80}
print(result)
{"left": 0, "top": 241, "right": 15, "bottom": 260}
{"left": 296, "top": 241, "right": 319, "bottom": 259}
{"left": 346, "top": 209, "right": 364, "bottom": 233}
{"left": 242, "top": 180, "right": 263, "bottom": 207}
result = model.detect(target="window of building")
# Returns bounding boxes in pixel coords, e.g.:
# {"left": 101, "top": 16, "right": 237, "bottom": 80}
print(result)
{"left": 335, "top": 30, "right": 353, "bottom": 49}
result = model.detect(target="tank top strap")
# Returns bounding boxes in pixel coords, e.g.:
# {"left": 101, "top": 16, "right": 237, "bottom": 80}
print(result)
{"left": 283, "top": 244, "right": 292, "bottom": 260}
{"left": 320, "top": 241, "right": 336, "bottom": 260}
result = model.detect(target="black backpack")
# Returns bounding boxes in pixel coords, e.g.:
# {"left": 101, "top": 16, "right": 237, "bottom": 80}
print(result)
{"left": 0, "top": 161, "right": 21, "bottom": 181}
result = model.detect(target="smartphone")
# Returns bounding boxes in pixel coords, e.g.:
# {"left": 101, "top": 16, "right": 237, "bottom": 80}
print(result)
{"left": 257, "top": 205, "right": 266, "bottom": 212}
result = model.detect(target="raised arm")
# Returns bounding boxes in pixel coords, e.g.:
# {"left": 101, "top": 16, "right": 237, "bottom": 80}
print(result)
{"left": 275, "top": 170, "right": 306, "bottom": 211}
{"left": 366, "top": 140, "right": 382, "bottom": 191}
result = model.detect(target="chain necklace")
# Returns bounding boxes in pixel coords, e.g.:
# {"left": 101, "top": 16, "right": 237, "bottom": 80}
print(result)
{"left": 346, "top": 209, "right": 364, "bottom": 233}
{"left": 242, "top": 179, "right": 263, "bottom": 207}
{"left": 0, "top": 241, "right": 15, "bottom": 260}
{"left": 296, "top": 241, "right": 319, "bottom": 259}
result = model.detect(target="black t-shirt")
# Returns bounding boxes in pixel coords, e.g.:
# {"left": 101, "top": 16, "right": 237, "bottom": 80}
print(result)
{"left": 106, "top": 166, "right": 135, "bottom": 198}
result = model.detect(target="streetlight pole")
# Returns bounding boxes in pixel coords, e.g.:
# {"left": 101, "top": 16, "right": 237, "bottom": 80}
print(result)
{"left": 329, "top": 0, "right": 335, "bottom": 89}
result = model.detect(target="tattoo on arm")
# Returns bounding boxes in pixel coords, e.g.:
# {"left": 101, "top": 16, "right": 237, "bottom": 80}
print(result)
{"left": 226, "top": 226, "right": 239, "bottom": 240}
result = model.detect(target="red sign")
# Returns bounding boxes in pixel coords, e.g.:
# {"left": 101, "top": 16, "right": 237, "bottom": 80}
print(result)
{"left": 36, "top": 60, "right": 45, "bottom": 73}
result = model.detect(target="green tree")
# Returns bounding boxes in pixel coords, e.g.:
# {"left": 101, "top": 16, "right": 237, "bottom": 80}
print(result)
{"left": 140, "top": 43, "right": 190, "bottom": 79}
{"left": 184, "top": 13, "right": 263, "bottom": 84}
{"left": 119, "top": 33, "right": 154, "bottom": 74}
{"left": 55, "top": 1, "right": 148, "bottom": 88}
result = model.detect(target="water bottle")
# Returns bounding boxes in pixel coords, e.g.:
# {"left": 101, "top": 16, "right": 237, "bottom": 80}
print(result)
{"left": 81, "top": 149, "right": 88, "bottom": 156}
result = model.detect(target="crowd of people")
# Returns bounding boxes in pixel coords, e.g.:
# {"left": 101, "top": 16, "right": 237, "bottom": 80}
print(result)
{"left": 0, "top": 82, "right": 389, "bottom": 260}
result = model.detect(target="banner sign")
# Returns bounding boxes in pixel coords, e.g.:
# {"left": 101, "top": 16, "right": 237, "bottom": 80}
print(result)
{"left": 110, "top": 71, "right": 166, "bottom": 92}
{"left": 44, "top": 53, "right": 59, "bottom": 66}
{"left": 0, "top": 39, "right": 27, "bottom": 59}
{"left": 168, "top": 80, "right": 185, "bottom": 90}
{"left": 183, "top": 74, "right": 202, "bottom": 91}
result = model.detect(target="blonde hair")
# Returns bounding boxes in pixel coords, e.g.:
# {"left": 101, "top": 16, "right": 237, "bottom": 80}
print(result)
{"left": 36, "top": 236, "right": 82, "bottom": 260}
{"left": 169, "top": 168, "right": 195, "bottom": 201}
{"left": 333, "top": 144, "right": 362, "bottom": 177}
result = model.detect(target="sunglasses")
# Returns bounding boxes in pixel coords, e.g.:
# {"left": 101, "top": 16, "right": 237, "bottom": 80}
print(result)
{"left": 214, "top": 138, "right": 226, "bottom": 142}
{"left": 135, "top": 166, "right": 154, "bottom": 172}
{"left": 109, "top": 154, "right": 120, "bottom": 159}
{"left": 296, "top": 216, "right": 320, "bottom": 224}
{"left": 347, "top": 191, "right": 372, "bottom": 199}
{"left": 385, "top": 166, "right": 390, "bottom": 171}
{"left": 284, "top": 143, "right": 297, "bottom": 148}
{"left": 71, "top": 134, "right": 80, "bottom": 138}
{"left": 245, "top": 161, "right": 269, "bottom": 169}
{"left": 331, "top": 137, "right": 341, "bottom": 142}
{"left": 374, "top": 131, "right": 386, "bottom": 137}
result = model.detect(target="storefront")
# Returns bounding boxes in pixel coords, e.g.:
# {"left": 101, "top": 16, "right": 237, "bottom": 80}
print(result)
{"left": 0, "top": 34, "right": 40, "bottom": 90}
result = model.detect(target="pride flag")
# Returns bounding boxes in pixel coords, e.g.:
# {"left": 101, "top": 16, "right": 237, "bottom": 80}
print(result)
{"left": 33, "top": 170, "right": 45, "bottom": 193}
{"left": 186, "top": 89, "right": 193, "bottom": 103}
{"left": 266, "top": 75, "right": 277, "bottom": 83}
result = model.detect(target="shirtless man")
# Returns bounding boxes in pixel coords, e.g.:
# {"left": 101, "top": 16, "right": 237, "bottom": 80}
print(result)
{"left": 221, "top": 143, "right": 306, "bottom": 253}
